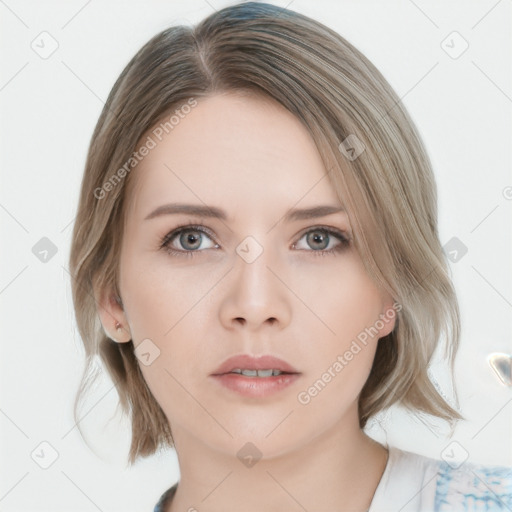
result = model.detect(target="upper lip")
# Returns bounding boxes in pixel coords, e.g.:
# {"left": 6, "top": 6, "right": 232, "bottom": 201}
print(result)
{"left": 211, "top": 354, "right": 300, "bottom": 375}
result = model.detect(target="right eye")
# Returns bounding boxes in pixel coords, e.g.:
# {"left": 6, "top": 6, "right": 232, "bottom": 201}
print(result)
{"left": 160, "top": 224, "right": 219, "bottom": 258}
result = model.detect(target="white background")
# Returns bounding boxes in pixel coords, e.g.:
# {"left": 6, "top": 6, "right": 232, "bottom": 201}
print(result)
{"left": 1, "top": 0, "right": 511, "bottom": 510}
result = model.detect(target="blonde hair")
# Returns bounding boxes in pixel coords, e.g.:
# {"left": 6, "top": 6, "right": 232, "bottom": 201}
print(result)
{"left": 69, "top": 1, "right": 463, "bottom": 464}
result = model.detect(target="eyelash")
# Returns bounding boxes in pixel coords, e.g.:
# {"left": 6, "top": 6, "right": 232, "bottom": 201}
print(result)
{"left": 159, "top": 223, "right": 351, "bottom": 259}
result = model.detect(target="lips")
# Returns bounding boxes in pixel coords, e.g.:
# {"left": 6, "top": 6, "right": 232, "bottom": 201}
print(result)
{"left": 211, "top": 354, "right": 299, "bottom": 376}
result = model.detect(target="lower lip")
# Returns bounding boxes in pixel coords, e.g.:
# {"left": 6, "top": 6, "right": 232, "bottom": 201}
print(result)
{"left": 211, "top": 373, "right": 301, "bottom": 398}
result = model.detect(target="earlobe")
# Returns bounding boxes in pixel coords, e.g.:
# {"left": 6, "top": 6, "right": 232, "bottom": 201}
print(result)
{"left": 93, "top": 281, "right": 132, "bottom": 343}
{"left": 111, "top": 318, "right": 131, "bottom": 343}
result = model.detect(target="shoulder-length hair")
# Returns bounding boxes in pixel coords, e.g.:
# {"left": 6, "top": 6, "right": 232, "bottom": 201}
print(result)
{"left": 69, "top": 1, "right": 463, "bottom": 464}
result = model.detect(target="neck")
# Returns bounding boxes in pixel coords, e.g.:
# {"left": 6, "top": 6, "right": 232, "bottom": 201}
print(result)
{"left": 166, "top": 416, "right": 388, "bottom": 512}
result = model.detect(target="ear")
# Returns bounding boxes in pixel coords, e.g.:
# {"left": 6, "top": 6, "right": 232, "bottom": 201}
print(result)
{"left": 377, "top": 292, "right": 399, "bottom": 338}
{"left": 93, "top": 280, "right": 132, "bottom": 343}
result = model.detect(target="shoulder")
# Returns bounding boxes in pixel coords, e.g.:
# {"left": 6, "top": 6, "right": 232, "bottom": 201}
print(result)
{"left": 370, "top": 445, "right": 512, "bottom": 511}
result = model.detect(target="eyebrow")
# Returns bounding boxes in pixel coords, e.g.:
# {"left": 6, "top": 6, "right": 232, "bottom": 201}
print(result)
{"left": 144, "top": 203, "right": 345, "bottom": 222}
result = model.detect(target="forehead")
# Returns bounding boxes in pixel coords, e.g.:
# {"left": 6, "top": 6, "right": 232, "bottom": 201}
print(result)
{"left": 125, "top": 92, "right": 342, "bottom": 221}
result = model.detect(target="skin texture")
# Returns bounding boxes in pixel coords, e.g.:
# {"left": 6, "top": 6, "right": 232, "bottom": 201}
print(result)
{"left": 96, "top": 92, "right": 396, "bottom": 511}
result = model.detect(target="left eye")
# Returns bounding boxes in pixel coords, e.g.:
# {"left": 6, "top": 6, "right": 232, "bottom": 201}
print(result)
{"left": 293, "top": 228, "right": 350, "bottom": 253}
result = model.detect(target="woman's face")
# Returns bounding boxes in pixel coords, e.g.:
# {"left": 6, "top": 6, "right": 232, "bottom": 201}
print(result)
{"left": 115, "top": 92, "right": 396, "bottom": 458}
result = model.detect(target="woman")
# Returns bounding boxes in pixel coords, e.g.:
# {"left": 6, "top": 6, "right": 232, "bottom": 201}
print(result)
{"left": 69, "top": 2, "right": 511, "bottom": 511}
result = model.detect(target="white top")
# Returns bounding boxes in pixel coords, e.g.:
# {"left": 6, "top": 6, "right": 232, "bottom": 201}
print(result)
{"left": 154, "top": 445, "right": 512, "bottom": 512}
{"left": 369, "top": 445, "right": 512, "bottom": 511}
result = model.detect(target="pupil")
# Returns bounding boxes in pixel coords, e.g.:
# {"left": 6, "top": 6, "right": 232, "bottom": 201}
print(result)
{"left": 308, "top": 231, "right": 328, "bottom": 250}
{"left": 181, "top": 231, "right": 201, "bottom": 250}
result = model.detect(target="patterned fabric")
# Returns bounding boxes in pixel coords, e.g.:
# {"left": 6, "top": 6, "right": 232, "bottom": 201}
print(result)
{"left": 153, "top": 446, "right": 512, "bottom": 511}
{"left": 369, "top": 446, "right": 511, "bottom": 511}
{"left": 435, "top": 460, "right": 512, "bottom": 510}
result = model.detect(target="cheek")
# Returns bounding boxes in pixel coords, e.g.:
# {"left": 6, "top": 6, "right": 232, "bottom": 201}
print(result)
{"left": 119, "top": 253, "right": 213, "bottom": 380}
{"left": 295, "top": 260, "right": 385, "bottom": 403}
{"left": 120, "top": 249, "right": 207, "bottom": 339}
{"left": 296, "top": 257, "right": 384, "bottom": 346}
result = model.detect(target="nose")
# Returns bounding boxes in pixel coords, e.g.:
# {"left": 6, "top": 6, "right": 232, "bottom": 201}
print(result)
{"left": 218, "top": 240, "right": 292, "bottom": 332}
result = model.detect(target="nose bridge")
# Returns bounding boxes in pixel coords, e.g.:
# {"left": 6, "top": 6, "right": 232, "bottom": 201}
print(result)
{"left": 219, "top": 234, "right": 291, "bottom": 329}
{"left": 234, "top": 234, "right": 277, "bottom": 303}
